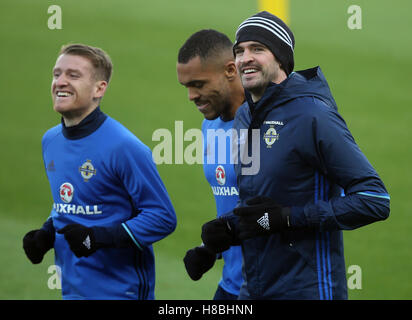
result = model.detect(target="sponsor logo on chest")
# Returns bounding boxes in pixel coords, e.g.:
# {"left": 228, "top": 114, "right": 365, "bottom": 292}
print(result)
{"left": 60, "top": 182, "right": 74, "bottom": 203}
{"left": 211, "top": 186, "right": 239, "bottom": 196}
{"left": 215, "top": 165, "right": 226, "bottom": 186}
{"left": 56, "top": 182, "right": 102, "bottom": 215}
{"left": 53, "top": 203, "right": 102, "bottom": 215}
{"left": 212, "top": 165, "right": 239, "bottom": 196}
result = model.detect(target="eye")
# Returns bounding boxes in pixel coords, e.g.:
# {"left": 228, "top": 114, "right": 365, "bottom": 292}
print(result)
{"left": 192, "top": 81, "right": 204, "bottom": 89}
{"left": 69, "top": 73, "right": 80, "bottom": 78}
{"left": 234, "top": 47, "right": 244, "bottom": 56}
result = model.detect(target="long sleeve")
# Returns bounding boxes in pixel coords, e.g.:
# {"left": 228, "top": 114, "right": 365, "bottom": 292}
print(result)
{"left": 291, "top": 97, "right": 390, "bottom": 231}
{"left": 112, "top": 139, "right": 177, "bottom": 248}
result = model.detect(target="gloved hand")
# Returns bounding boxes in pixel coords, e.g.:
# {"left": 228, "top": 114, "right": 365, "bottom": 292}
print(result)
{"left": 183, "top": 245, "right": 216, "bottom": 281}
{"left": 201, "top": 217, "right": 238, "bottom": 253}
{"left": 234, "top": 196, "right": 291, "bottom": 240}
{"left": 23, "top": 229, "right": 54, "bottom": 264}
{"left": 58, "top": 224, "right": 99, "bottom": 258}
{"left": 58, "top": 223, "right": 137, "bottom": 258}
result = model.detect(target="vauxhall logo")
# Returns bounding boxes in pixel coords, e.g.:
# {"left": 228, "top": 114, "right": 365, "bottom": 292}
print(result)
{"left": 56, "top": 182, "right": 102, "bottom": 215}
{"left": 53, "top": 203, "right": 102, "bottom": 215}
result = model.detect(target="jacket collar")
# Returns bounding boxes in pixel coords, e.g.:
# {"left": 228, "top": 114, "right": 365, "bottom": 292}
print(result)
{"left": 246, "top": 78, "right": 290, "bottom": 131}
{"left": 244, "top": 66, "right": 338, "bottom": 130}
{"left": 61, "top": 106, "right": 107, "bottom": 140}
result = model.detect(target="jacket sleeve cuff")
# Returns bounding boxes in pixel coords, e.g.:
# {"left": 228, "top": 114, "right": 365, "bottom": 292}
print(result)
{"left": 41, "top": 218, "right": 55, "bottom": 236}
{"left": 92, "top": 224, "right": 142, "bottom": 250}
{"left": 289, "top": 206, "right": 308, "bottom": 228}
{"left": 41, "top": 217, "right": 54, "bottom": 232}
{"left": 40, "top": 217, "right": 55, "bottom": 248}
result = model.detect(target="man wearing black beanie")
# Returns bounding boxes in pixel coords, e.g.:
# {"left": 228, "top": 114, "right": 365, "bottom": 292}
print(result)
{"left": 235, "top": 11, "right": 295, "bottom": 76}
{"left": 233, "top": 11, "right": 295, "bottom": 102}
{"left": 200, "top": 11, "right": 390, "bottom": 299}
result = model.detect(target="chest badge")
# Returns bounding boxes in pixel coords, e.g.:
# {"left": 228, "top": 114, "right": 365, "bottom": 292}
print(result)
{"left": 263, "top": 125, "right": 279, "bottom": 148}
{"left": 60, "top": 182, "right": 74, "bottom": 203}
{"left": 215, "top": 165, "right": 226, "bottom": 186}
{"left": 79, "top": 160, "right": 97, "bottom": 182}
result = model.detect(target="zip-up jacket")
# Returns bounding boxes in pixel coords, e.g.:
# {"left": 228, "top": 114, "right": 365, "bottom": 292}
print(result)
{"left": 232, "top": 66, "right": 390, "bottom": 299}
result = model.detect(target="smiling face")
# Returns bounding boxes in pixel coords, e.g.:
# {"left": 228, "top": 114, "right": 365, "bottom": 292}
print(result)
{"left": 177, "top": 56, "right": 234, "bottom": 120}
{"left": 51, "top": 54, "right": 107, "bottom": 126}
{"left": 234, "top": 41, "right": 286, "bottom": 102}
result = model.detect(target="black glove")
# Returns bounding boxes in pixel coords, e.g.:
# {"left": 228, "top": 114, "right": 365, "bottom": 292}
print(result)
{"left": 23, "top": 229, "right": 54, "bottom": 264}
{"left": 201, "top": 217, "right": 238, "bottom": 253}
{"left": 58, "top": 224, "right": 100, "bottom": 258}
{"left": 183, "top": 245, "right": 216, "bottom": 281}
{"left": 234, "top": 196, "right": 291, "bottom": 240}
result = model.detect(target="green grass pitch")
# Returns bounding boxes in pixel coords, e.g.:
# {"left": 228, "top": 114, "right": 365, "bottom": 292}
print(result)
{"left": 0, "top": 0, "right": 411, "bottom": 299}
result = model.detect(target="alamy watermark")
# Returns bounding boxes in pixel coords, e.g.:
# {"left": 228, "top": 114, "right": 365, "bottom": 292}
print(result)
{"left": 347, "top": 264, "right": 362, "bottom": 290}
{"left": 47, "top": 5, "right": 62, "bottom": 30}
{"left": 46, "top": 4, "right": 362, "bottom": 32}
{"left": 151, "top": 121, "right": 261, "bottom": 175}
{"left": 347, "top": 5, "right": 362, "bottom": 30}
{"left": 47, "top": 264, "right": 362, "bottom": 290}
{"left": 47, "top": 264, "right": 62, "bottom": 290}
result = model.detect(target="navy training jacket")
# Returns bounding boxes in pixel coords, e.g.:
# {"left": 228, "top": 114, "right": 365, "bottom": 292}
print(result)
{"left": 232, "top": 66, "right": 390, "bottom": 299}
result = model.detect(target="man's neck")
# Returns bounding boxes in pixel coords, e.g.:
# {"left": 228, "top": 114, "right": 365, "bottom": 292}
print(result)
{"left": 251, "top": 72, "right": 288, "bottom": 102}
{"left": 221, "top": 90, "right": 246, "bottom": 121}
{"left": 62, "top": 105, "right": 99, "bottom": 127}
{"left": 251, "top": 88, "right": 266, "bottom": 103}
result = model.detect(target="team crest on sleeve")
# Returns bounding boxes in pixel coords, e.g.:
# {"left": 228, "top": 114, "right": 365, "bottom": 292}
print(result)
{"left": 216, "top": 165, "right": 226, "bottom": 186}
{"left": 263, "top": 120, "right": 283, "bottom": 148}
{"left": 79, "top": 160, "right": 97, "bottom": 182}
{"left": 60, "top": 182, "right": 74, "bottom": 203}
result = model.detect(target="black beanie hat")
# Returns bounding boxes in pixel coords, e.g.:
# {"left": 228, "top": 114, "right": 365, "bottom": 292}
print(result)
{"left": 234, "top": 11, "right": 295, "bottom": 75}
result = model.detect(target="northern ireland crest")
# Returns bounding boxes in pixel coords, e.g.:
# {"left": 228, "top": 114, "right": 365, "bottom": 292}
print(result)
{"left": 79, "top": 160, "right": 97, "bottom": 182}
{"left": 263, "top": 126, "right": 279, "bottom": 148}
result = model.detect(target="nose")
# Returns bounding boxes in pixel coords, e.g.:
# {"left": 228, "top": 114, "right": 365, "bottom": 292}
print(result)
{"left": 188, "top": 87, "right": 200, "bottom": 101}
{"left": 239, "top": 48, "right": 254, "bottom": 65}
{"left": 53, "top": 74, "right": 69, "bottom": 88}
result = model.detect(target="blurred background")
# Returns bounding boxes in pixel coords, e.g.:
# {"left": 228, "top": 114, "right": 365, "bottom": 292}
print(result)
{"left": 0, "top": 0, "right": 411, "bottom": 299}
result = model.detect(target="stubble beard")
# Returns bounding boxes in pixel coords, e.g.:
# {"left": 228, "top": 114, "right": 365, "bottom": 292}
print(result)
{"left": 242, "top": 67, "right": 278, "bottom": 102}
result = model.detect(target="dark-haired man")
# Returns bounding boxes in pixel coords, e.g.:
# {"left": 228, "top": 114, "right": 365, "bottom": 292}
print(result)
{"left": 23, "top": 44, "right": 177, "bottom": 299}
{"left": 201, "top": 11, "right": 390, "bottom": 299}
{"left": 177, "top": 30, "right": 245, "bottom": 300}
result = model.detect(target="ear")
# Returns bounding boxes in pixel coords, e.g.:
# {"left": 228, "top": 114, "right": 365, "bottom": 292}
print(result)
{"left": 224, "top": 61, "right": 238, "bottom": 81}
{"left": 94, "top": 80, "right": 108, "bottom": 99}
